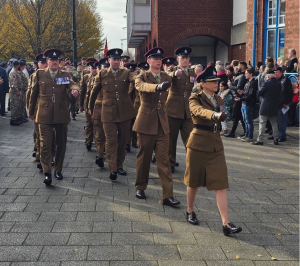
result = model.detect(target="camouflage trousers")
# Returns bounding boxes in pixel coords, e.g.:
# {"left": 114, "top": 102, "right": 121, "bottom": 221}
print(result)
{"left": 9, "top": 91, "right": 22, "bottom": 120}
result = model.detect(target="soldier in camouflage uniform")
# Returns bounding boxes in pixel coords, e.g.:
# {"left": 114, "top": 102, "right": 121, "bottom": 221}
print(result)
{"left": 19, "top": 61, "right": 29, "bottom": 123}
{"left": 8, "top": 61, "right": 22, "bottom": 126}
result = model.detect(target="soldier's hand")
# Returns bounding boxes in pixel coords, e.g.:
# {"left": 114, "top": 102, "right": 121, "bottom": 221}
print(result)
{"left": 214, "top": 112, "right": 227, "bottom": 122}
{"left": 29, "top": 115, "right": 34, "bottom": 121}
{"left": 156, "top": 81, "right": 170, "bottom": 93}
{"left": 0, "top": 78, "right": 3, "bottom": 85}
{"left": 175, "top": 69, "right": 182, "bottom": 77}
{"left": 88, "top": 109, "right": 92, "bottom": 115}
{"left": 71, "top": 90, "right": 79, "bottom": 98}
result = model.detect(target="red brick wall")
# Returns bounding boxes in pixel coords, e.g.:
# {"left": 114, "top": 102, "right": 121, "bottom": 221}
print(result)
{"left": 246, "top": 0, "right": 299, "bottom": 64}
{"left": 285, "top": 0, "right": 300, "bottom": 56}
{"left": 231, "top": 44, "right": 246, "bottom": 62}
{"left": 136, "top": 0, "right": 233, "bottom": 61}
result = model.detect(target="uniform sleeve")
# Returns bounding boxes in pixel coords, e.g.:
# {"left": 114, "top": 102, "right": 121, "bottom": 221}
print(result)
{"left": 26, "top": 74, "right": 34, "bottom": 109}
{"left": 29, "top": 74, "right": 39, "bottom": 116}
{"left": 79, "top": 75, "right": 88, "bottom": 107}
{"left": 189, "top": 94, "right": 215, "bottom": 120}
{"left": 88, "top": 73, "right": 102, "bottom": 112}
{"left": 9, "top": 72, "right": 20, "bottom": 93}
{"left": 135, "top": 73, "right": 157, "bottom": 93}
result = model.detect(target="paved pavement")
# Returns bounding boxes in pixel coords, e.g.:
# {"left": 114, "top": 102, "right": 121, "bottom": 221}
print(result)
{"left": 0, "top": 109, "right": 299, "bottom": 265}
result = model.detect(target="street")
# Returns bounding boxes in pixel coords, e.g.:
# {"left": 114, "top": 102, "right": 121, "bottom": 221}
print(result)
{"left": 0, "top": 110, "right": 299, "bottom": 265}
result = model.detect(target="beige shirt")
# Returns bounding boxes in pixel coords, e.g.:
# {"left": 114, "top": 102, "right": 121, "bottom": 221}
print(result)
{"left": 49, "top": 70, "right": 58, "bottom": 80}
{"left": 151, "top": 71, "right": 161, "bottom": 84}
{"left": 203, "top": 91, "right": 217, "bottom": 108}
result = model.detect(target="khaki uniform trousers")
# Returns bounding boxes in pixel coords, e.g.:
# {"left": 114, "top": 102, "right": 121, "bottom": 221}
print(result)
{"left": 39, "top": 123, "right": 67, "bottom": 174}
{"left": 94, "top": 119, "right": 106, "bottom": 159}
{"left": 34, "top": 122, "right": 56, "bottom": 162}
{"left": 135, "top": 123, "right": 173, "bottom": 199}
{"left": 85, "top": 111, "right": 94, "bottom": 144}
{"left": 168, "top": 116, "right": 193, "bottom": 167}
{"left": 103, "top": 119, "right": 131, "bottom": 172}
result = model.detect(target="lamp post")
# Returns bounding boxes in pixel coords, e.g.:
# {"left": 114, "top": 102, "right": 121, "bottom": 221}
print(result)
{"left": 72, "top": 0, "right": 77, "bottom": 68}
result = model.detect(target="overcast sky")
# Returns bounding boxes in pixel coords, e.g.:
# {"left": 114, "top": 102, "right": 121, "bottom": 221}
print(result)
{"left": 97, "top": 0, "right": 128, "bottom": 51}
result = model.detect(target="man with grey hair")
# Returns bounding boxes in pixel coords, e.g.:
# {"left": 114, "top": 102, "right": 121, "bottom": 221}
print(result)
{"left": 286, "top": 49, "right": 298, "bottom": 73}
{"left": 194, "top": 64, "right": 203, "bottom": 75}
{"left": 251, "top": 70, "right": 282, "bottom": 146}
{"left": 216, "top": 61, "right": 222, "bottom": 66}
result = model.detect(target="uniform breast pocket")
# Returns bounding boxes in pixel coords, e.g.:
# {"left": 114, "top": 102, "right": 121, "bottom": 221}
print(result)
{"left": 39, "top": 82, "right": 47, "bottom": 94}
{"left": 102, "top": 82, "right": 109, "bottom": 92}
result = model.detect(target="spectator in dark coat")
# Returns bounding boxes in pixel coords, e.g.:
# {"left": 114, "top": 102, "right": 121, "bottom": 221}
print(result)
{"left": 0, "top": 66, "right": 9, "bottom": 116}
{"left": 272, "top": 67, "right": 294, "bottom": 142}
{"left": 224, "top": 61, "right": 247, "bottom": 138}
{"left": 286, "top": 49, "right": 298, "bottom": 73}
{"left": 251, "top": 70, "right": 282, "bottom": 145}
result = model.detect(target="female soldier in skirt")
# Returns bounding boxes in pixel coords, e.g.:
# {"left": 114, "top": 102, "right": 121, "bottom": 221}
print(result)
{"left": 184, "top": 66, "right": 242, "bottom": 236}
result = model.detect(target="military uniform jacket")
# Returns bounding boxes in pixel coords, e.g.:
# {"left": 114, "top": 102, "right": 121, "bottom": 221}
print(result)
{"left": 166, "top": 66, "right": 197, "bottom": 119}
{"left": 9, "top": 68, "right": 22, "bottom": 94}
{"left": 80, "top": 73, "right": 95, "bottom": 109}
{"left": 89, "top": 67, "right": 136, "bottom": 123}
{"left": 19, "top": 71, "right": 28, "bottom": 92}
{"left": 29, "top": 68, "right": 79, "bottom": 124}
{"left": 187, "top": 91, "right": 224, "bottom": 153}
{"left": 133, "top": 70, "right": 172, "bottom": 135}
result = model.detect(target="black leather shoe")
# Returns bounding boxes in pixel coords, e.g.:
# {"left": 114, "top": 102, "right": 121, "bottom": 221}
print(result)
{"left": 136, "top": 189, "right": 146, "bottom": 199}
{"left": 175, "top": 162, "right": 179, "bottom": 167}
{"left": 151, "top": 154, "right": 156, "bottom": 163}
{"left": 126, "top": 144, "right": 131, "bottom": 152}
{"left": 72, "top": 117, "right": 76, "bottom": 121}
{"left": 267, "top": 136, "right": 274, "bottom": 140}
{"left": 163, "top": 197, "right": 181, "bottom": 207}
{"left": 32, "top": 152, "right": 36, "bottom": 158}
{"left": 86, "top": 143, "right": 92, "bottom": 151}
{"left": 109, "top": 172, "right": 117, "bottom": 181}
{"left": 117, "top": 168, "right": 127, "bottom": 176}
{"left": 273, "top": 139, "right": 279, "bottom": 145}
{"left": 268, "top": 130, "right": 273, "bottom": 135}
{"left": 223, "top": 222, "right": 242, "bottom": 236}
{"left": 37, "top": 163, "right": 43, "bottom": 170}
{"left": 186, "top": 211, "right": 199, "bottom": 225}
{"left": 171, "top": 166, "right": 175, "bottom": 173}
{"left": 265, "top": 129, "right": 272, "bottom": 133}
{"left": 132, "top": 144, "right": 138, "bottom": 148}
{"left": 279, "top": 137, "right": 286, "bottom": 142}
{"left": 43, "top": 173, "right": 52, "bottom": 186}
{"left": 224, "top": 133, "right": 235, "bottom": 138}
{"left": 54, "top": 171, "right": 63, "bottom": 180}
{"left": 96, "top": 156, "right": 104, "bottom": 168}
{"left": 251, "top": 141, "right": 263, "bottom": 145}
{"left": 10, "top": 120, "right": 20, "bottom": 126}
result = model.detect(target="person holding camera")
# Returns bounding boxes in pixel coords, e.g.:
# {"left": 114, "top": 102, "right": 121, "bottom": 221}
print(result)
{"left": 184, "top": 66, "right": 242, "bottom": 236}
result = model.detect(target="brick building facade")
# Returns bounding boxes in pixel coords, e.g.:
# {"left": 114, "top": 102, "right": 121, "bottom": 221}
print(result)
{"left": 127, "top": 0, "right": 299, "bottom": 66}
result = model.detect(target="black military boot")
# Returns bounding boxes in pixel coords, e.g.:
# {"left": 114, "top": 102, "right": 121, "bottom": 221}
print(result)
{"left": 126, "top": 144, "right": 131, "bottom": 152}
{"left": 43, "top": 173, "right": 52, "bottom": 186}
{"left": 95, "top": 156, "right": 104, "bottom": 168}
{"left": 86, "top": 143, "right": 92, "bottom": 151}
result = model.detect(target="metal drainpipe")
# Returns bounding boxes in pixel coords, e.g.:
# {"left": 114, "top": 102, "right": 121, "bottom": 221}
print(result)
{"left": 252, "top": 0, "right": 258, "bottom": 67}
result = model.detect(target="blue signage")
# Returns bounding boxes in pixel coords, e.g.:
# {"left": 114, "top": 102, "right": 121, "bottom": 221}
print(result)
{"left": 279, "top": 33, "right": 285, "bottom": 48}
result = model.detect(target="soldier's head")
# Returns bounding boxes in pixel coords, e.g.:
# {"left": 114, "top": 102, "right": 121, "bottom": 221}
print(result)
{"left": 175, "top": 47, "right": 191, "bottom": 68}
{"left": 77, "top": 63, "right": 83, "bottom": 72}
{"left": 35, "top": 54, "right": 47, "bottom": 70}
{"left": 162, "top": 57, "right": 176, "bottom": 72}
{"left": 107, "top": 49, "right": 123, "bottom": 70}
{"left": 87, "top": 60, "right": 98, "bottom": 76}
{"left": 145, "top": 47, "right": 164, "bottom": 71}
{"left": 44, "top": 48, "right": 62, "bottom": 72}
{"left": 12, "top": 60, "right": 20, "bottom": 70}
{"left": 99, "top": 57, "right": 110, "bottom": 71}
{"left": 65, "top": 58, "right": 71, "bottom": 64}
{"left": 196, "top": 66, "right": 219, "bottom": 94}
{"left": 137, "top": 62, "right": 149, "bottom": 74}
{"left": 59, "top": 58, "right": 65, "bottom": 68}
{"left": 81, "top": 57, "right": 87, "bottom": 67}
{"left": 19, "top": 60, "right": 26, "bottom": 71}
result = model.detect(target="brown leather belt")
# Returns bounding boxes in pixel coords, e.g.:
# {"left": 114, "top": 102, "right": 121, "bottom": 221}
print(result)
{"left": 194, "top": 124, "right": 216, "bottom": 132}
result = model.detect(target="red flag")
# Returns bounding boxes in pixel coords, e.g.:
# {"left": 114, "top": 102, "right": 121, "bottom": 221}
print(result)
{"left": 104, "top": 39, "right": 108, "bottom": 56}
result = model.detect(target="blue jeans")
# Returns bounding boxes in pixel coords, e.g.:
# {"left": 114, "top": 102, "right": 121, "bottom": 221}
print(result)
{"left": 277, "top": 108, "right": 288, "bottom": 139}
{"left": 241, "top": 104, "right": 254, "bottom": 139}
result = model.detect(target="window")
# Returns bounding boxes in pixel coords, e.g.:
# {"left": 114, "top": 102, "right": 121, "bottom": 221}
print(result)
{"left": 134, "top": 0, "right": 150, "bottom": 4}
{"left": 264, "top": 0, "right": 285, "bottom": 59}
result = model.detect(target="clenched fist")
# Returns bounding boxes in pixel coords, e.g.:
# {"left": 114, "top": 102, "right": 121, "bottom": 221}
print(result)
{"left": 156, "top": 81, "right": 170, "bottom": 93}
{"left": 175, "top": 69, "right": 182, "bottom": 77}
{"left": 214, "top": 112, "right": 227, "bottom": 122}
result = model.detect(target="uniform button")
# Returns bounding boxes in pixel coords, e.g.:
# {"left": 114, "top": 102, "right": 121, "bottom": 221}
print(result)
{"left": 53, "top": 87, "right": 55, "bottom": 88}
{"left": 186, "top": 83, "right": 187, "bottom": 85}
{"left": 115, "top": 85, "right": 117, "bottom": 87}
{"left": 160, "top": 93, "right": 161, "bottom": 95}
